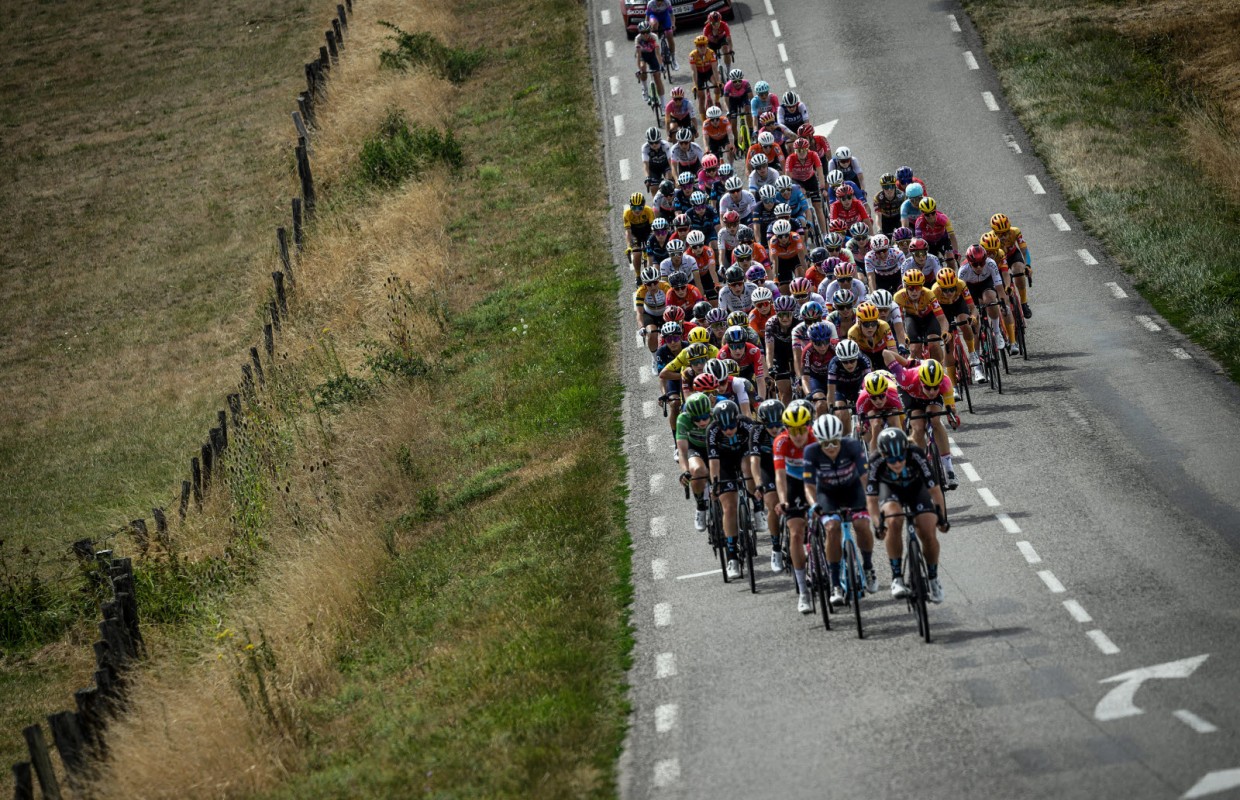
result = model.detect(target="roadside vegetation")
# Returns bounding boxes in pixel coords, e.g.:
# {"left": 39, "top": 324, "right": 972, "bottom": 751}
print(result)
{"left": 963, "top": 0, "right": 1240, "bottom": 381}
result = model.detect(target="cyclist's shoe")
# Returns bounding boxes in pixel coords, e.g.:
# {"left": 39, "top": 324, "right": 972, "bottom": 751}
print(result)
{"left": 972, "top": 364, "right": 988, "bottom": 384}
{"left": 694, "top": 508, "right": 708, "bottom": 532}
{"left": 946, "top": 471, "right": 959, "bottom": 490}
{"left": 994, "top": 331, "right": 1007, "bottom": 350}
{"left": 1009, "top": 342, "right": 1021, "bottom": 356}
{"left": 829, "top": 585, "right": 846, "bottom": 607}
{"left": 928, "top": 577, "right": 945, "bottom": 604}
{"left": 770, "top": 549, "right": 784, "bottom": 573}
{"left": 1022, "top": 303, "right": 1032, "bottom": 319}
{"left": 797, "top": 590, "right": 814, "bottom": 614}
{"left": 726, "top": 559, "right": 741, "bottom": 580}
{"left": 755, "top": 509, "right": 768, "bottom": 532}
{"left": 891, "top": 577, "right": 912, "bottom": 599}
{"left": 865, "top": 568, "right": 879, "bottom": 594}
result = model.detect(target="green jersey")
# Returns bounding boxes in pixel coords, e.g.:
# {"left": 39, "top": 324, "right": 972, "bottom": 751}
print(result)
{"left": 675, "top": 412, "right": 710, "bottom": 451}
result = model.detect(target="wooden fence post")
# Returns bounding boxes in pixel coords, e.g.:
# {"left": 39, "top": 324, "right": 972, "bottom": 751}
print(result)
{"left": 227, "top": 393, "right": 242, "bottom": 426}
{"left": 74, "top": 688, "right": 104, "bottom": 756}
{"left": 326, "top": 30, "right": 339, "bottom": 64}
{"left": 346, "top": 0, "right": 352, "bottom": 14}
{"left": 297, "top": 92, "right": 314, "bottom": 129}
{"left": 296, "top": 142, "right": 316, "bottom": 220}
{"left": 22, "top": 725, "right": 61, "bottom": 800}
{"left": 249, "top": 347, "right": 265, "bottom": 387}
{"left": 153, "top": 507, "right": 169, "bottom": 549}
{"left": 191, "top": 457, "right": 202, "bottom": 506}
{"left": 179, "top": 480, "right": 191, "bottom": 519}
{"left": 264, "top": 324, "right": 275, "bottom": 359}
{"left": 201, "top": 443, "right": 213, "bottom": 489}
{"left": 269, "top": 300, "right": 282, "bottom": 332}
{"left": 130, "top": 519, "right": 149, "bottom": 556}
{"left": 337, "top": 5, "right": 348, "bottom": 33}
{"left": 277, "top": 227, "right": 292, "bottom": 276}
{"left": 241, "top": 364, "right": 256, "bottom": 401}
{"left": 273, "top": 271, "right": 288, "bottom": 314}
{"left": 305, "top": 62, "right": 317, "bottom": 98}
{"left": 318, "top": 47, "right": 330, "bottom": 78}
{"left": 217, "top": 409, "right": 229, "bottom": 449}
{"left": 292, "top": 197, "right": 304, "bottom": 250}
{"left": 12, "top": 762, "right": 33, "bottom": 800}
{"left": 47, "top": 711, "right": 88, "bottom": 782}
{"left": 332, "top": 19, "right": 344, "bottom": 51}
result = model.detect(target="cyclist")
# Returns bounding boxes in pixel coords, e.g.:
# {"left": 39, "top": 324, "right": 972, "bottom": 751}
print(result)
{"left": 749, "top": 81, "right": 779, "bottom": 130}
{"left": 669, "top": 128, "right": 704, "bottom": 176}
{"left": 829, "top": 183, "right": 871, "bottom": 230}
{"left": 746, "top": 264, "right": 780, "bottom": 298}
{"left": 848, "top": 301, "right": 897, "bottom": 363}
{"left": 913, "top": 197, "right": 959, "bottom": 257}
{"left": 772, "top": 400, "right": 817, "bottom": 611}
{"left": 645, "top": 216, "right": 673, "bottom": 271}
{"left": 882, "top": 354, "right": 959, "bottom": 489}
{"left": 774, "top": 175, "right": 813, "bottom": 234}
{"left": 718, "top": 177, "right": 756, "bottom": 228}
{"left": 624, "top": 192, "right": 656, "bottom": 281}
{"left": 891, "top": 225, "right": 914, "bottom": 256}
{"left": 652, "top": 178, "right": 677, "bottom": 221}
{"left": 676, "top": 392, "right": 714, "bottom": 530}
{"left": 800, "top": 320, "right": 835, "bottom": 417}
{"left": 633, "top": 23, "right": 666, "bottom": 105}
{"left": 776, "top": 92, "right": 810, "bottom": 144}
{"left": 701, "top": 106, "right": 733, "bottom": 160}
{"left": 738, "top": 226, "right": 768, "bottom": 266}
{"left": 900, "top": 236, "right": 942, "bottom": 282}
{"left": 899, "top": 182, "right": 924, "bottom": 229}
{"left": 820, "top": 259, "right": 868, "bottom": 307}
{"left": 893, "top": 268, "right": 948, "bottom": 362}
{"left": 746, "top": 132, "right": 784, "bottom": 177}
{"left": 894, "top": 165, "right": 926, "bottom": 194}
{"left": 846, "top": 221, "right": 871, "bottom": 263}
{"left": 720, "top": 323, "right": 765, "bottom": 394}
{"left": 932, "top": 267, "right": 985, "bottom": 384}
{"left": 686, "top": 191, "right": 719, "bottom": 243}
{"left": 803, "top": 413, "right": 878, "bottom": 607}
{"left": 827, "top": 146, "right": 868, "bottom": 207}
{"left": 635, "top": 265, "right": 671, "bottom": 353}
{"left": 872, "top": 173, "right": 905, "bottom": 235}
{"left": 722, "top": 69, "right": 753, "bottom": 139}
{"left": 990, "top": 213, "right": 1033, "bottom": 319}
{"left": 655, "top": 320, "right": 686, "bottom": 425}
{"left": 748, "top": 286, "right": 775, "bottom": 342}
{"left": 753, "top": 399, "right": 785, "bottom": 567}
{"left": 717, "top": 265, "right": 756, "bottom": 314}
{"left": 764, "top": 295, "right": 800, "bottom": 405}
{"left": 702, "top": 11, "right": 733, "bottom": 73}
{"left": 696, "top": 153, "right": 723, "bottom": 195}
{"left": 866, "top": 427, "right": 948, "bottom": 603}
{"left": 684, "top": 230, "right": 721, "bottom": 300}
{"left": 665, "top": 269, "right": 705, "bottom": 315}
{"left": 855, "top": 368, "right": 904, "bottom": 455}
{"left": 826, "top": 338, "right": 871, "bottom": 436}
{"left": 665, "top": 88, "right": 696, "bottom": 139}
{"left": 645, "top": 0, "right": 677, "bottom": 70}
{"left": 708, "top": 399, "right": 759, "bottom": 579}
{"left": 767, "top": 219, "right": 807, "bottom": 289}
{"left": 864, "top": 233, "right": 904, "bottom": 294}
{"left": 960, "top": 242, "right": 1015, "bottom": 356}
{"left": 869, "top": 288, "right": 907, "bottom": 349}
{"left": 704, "top": 357, "right": 753, "bottom": 417}
{"left": 687, "top": 36, "right": 719, "bottom": 121}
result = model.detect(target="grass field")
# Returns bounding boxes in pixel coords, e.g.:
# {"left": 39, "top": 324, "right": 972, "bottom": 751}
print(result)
{"left": 962, "top": 0, "right": 1240, "bottom": 380}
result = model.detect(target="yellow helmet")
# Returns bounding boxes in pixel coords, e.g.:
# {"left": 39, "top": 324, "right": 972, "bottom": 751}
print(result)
{"left": 630, "top": 192, "right": 646, "bottom": 208}
{"left": 935, "top": 267, "right": 959, "bottom": 289}
{"left": 918, "top": 197, "right": 937, "bottom": 214}
{"left": 902, "top": 269, "right": 926, "bottom": 287}
{"left": 864, "top": 372, "right": 890, "bottom": 396}
{"left": 918, "top": 359, "right": 945, "bottom": 387}
{"left": 856, "top": 302, "right": 880, "bottom": 323}
{"left": 990, "top": 213, "right": 1011, "bottom": 233}
{"left": 687, "top": 327, "right": 711, "bottom": 344}
{"left": 781, "top": 400, "right": 813, "bottom": 429}
{"left": 694, "top": 35, "right": 709, "bottom": 46}
{"left": 979, "top": 231, "right": 1002, "bottom": 251}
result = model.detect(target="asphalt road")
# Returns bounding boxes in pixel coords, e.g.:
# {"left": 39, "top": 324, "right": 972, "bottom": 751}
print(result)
{"left": 589, "top": 2, "right": 1240, "bottom": 798}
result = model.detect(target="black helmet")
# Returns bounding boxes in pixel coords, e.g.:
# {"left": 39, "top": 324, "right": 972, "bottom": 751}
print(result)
{"left": 692, "top": 300, "right": 713, "bottom": 321}
{"left": 711, "top": 399, "right": 741, "bottom": 428}
{"left": 659, "top": 179, "right": 675, "bottom": 195}
{"left": 757, "top": 398, "right": 785, "bottom": 427}
{"left": 724, "top": 265, "right": 745, "bottom": 284}
{"left": 877, "top": 427, "right": 909, "bottom": 460}
{"left": 668, "top": 271, "right": 688, "bottom": 289}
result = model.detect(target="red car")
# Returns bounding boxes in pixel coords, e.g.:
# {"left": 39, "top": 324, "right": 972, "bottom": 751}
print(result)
{"left": 622, "top": 0, "right": 735, "bottom": 40}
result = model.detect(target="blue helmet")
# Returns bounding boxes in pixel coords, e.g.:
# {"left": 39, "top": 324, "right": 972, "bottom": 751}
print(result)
{"left": 754, "top": 80, "right": 771, "bottom": 95}
{"left": 724, "top": 325, "right": 747, "bottom": 344}
{"left": 808, "top": 321, "right": 833, "bottom": 343}
{"left": 896, "top": 166, "right": 914, "bottom": 184}
{"left": 800, "top": 301, "right": 825, "bottom": 322}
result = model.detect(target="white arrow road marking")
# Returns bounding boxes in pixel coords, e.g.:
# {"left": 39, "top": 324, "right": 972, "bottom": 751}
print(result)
{"left": 1173, "top": 709, "right": 1218, "bottom": 734}
{"left": 1095, "top": 654, "right": 1209, "bottom": 721}
{"left": 1183, "top": 768, "right": 1240, "bottom": 799}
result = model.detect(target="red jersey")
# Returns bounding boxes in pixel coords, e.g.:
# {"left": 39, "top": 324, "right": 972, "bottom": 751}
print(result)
{"left": 773, "top": 430, "right": 817, "bottom": 482}
{"left": 783, "top": 151, "right": 822, "bottom": 182}
{"left": 666, "top": 284, "right": 705, "bottom": 312}
{"left": 855, "top": 387, "right": 903, "bottom": 418}
{"left": 720, "top": 342, "right": 765, "bottom": 378}
{"left": 806, "top": 134, "right": 831, "bottom": 162}
{"left": 830, "top": 198, "right": 871, "bottom": 228}
{"left": 703, "top": 20, "right": 731, "bottom": 43}
{"left": 891, "top": 360, "right": 955, "bottom": 404}
{"left": 749, "top": 307, "right": 775, "bottom": 338}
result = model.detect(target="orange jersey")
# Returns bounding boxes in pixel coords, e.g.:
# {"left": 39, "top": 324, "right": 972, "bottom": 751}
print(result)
{"left": 666, "top": 284, "right": 705, "bottom": 312}
{"left": 688, "top": 245, "right": 716, "bottom": 272}
{"left": 688, "top": 47, "right": 718, "bottom": 74}
{"left": 893, "top": 287, "right": 944, "bottom": 318}
{"left": 749, "top": 307, "right": 775, "bottom": 337}
{"left": 751, "top": 242, "right": 770, "bottom": 265}
{"left": 703, "top": 117, "right": 731, "bottom": 142}
{"left": 745, "top": 142, "right": 783, "bottom": 167}
{"left": 769, "top": 233, "right": 805, "bottom": 263}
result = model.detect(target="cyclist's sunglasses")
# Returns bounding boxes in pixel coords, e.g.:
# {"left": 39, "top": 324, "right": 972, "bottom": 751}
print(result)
{"left": 786, "top": 424, "right": 807, "bottom": 435}
{"left": 861, "top": 321, "right": 878, "bottom": 328}
{"left": 875, "top": 247, "right": 889, "bottom": 254}
{"left": 777, "top": 311, "right": 794, "bottom": 319}
{"left": 885, "top": 455, "right": 905, "bottom": 465}
{"left": 692, "top": 414, "right": 711, "bottom": 422}
{"left": 823, "top": 438, "right": 842, "bottom": 447}
{"left": 663, "top": 334, "right": 683, "bottom": 342}
{"left": 727, "top": 280, "right": 743, "bottom": 287}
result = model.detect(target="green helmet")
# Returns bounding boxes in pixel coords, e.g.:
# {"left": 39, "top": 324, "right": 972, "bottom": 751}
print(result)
{"left": 684, "top": 392, "right": 712, "bottom": 418}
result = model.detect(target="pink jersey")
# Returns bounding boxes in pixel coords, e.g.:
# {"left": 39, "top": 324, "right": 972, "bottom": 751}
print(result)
{"left": 890, "top": 360, "right": 954, "bottom": 403}
{"left": 855, "top": 387, "right": 903, "bottom": 417}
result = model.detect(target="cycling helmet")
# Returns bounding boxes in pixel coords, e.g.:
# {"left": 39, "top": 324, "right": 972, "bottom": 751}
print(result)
{"left": 755, "top": 81, "right": 771, "bottom": 94}
{"left": 980, "top": 231, "right": 1002, "bottom": 251}
{"left": 746, "top": 264, "right": 767, "bottom": 282}
{"left": 758, "top": 111, "right": 776, "bottom": 126}
{"left": 896, "top": 166, "right": 914, "bottom": 185}
{"left": 793, "top": 137, "right": 809, "bottom": 151}
{"left": 824, "top": 232, "right": 846, "bottom": 249}
{"left": 918, "top": 359, "right": 945, "bottom": 387}
{"left": 658, "top": 179, "right": 675, "bottom": 195}
{"left": 733, "top": 244, "right": 754, "bottom": 260}
{"left": 668, "top": 270, "right": 689, "bottom": 289}
{"left": 750, "top": 153, "right": 769, "bottom": 168}
{"left": 902, "top": 269, "right": 926, "bottom": 287}
{"left": 758, "top": 184, "right": 777, "bottom": 200}
{"left": 708, "top": 11, "right": 722, "bottom": 23}
{"left": 705, "top": 308, "right": 729, "bottom": 325}
{"left": 690, "top": 191, "right": 708, "bottom": 206}
{"left": 775, "top": 175, "right": 794, "bottom": 190}
{"left": 918, "top": 197, "right": 937, "bottom": 214}
{"left": 727, "top": 312, "right": 750, "bottom": 330}
{"left": 723, "top": 359, "right": 741, "bottom": 378}
{"left": 666, "top": 238, "right": 686, "bottom": 253}
{"left": 990, "top": 213, "right": 1011, "bottom": 232}
{"left": 829, "top": 219, "right": 848, "bottom": 233}
{"left": 909, "top": 237, "right": 929, "bottom": 253}
{"left": 782, "top": 399, "right": 813, "bottom": 428}
{"left": 660, "top": 321, "right": 683, "bottom": 338}
{"left": 822, "top": 256, "right": 841, "bottom": 273}
{"left": 965, "top": 244, "right": 987, "bottom": 265}
{"left": 877, "top": 427, "right": 909, "bottom": 460}
{"left": 808, "top": 246, "right": 828, "bottom": 264}
{"left": 798, "top": 122, "right": 816, "bottom": 138}
{"left": 712, "top": 399, "right": 742, "bottom": 427}
{"left": 723, "top": 176, "right": 744, "bottom": 192}
{"left": 789, "top": 277, "right": 811, "bottom": 297}
{"left": 701, "top": 154, "right": 719, "bottom": 170}
{"left": 834, "top": 146, "right": 852, "bottom": 161}
{"left": 757, "top": 131, "right": 775, "bottom": 147}
{"left": 892, "top": 226, "right": 913, "bottom": 242}
{"left": 640, "top": 265, "right": 660, "bottom": 284}
{"left": 879, "top": 172, "right": 896, "bottom": 186}
{"left": 705, "top": 358, "right": 730, "bottom": 381}
{"left": 637, "top": 21, "right": 651, "bottom": 33}
{"left": 834, "top": 261, "right": 856, "bottom": 279}
{"left": 694, "top": 34, "right": 709, "bottom": 46}
{"left": 825, "top": 169, "right": 844, "bottom": 187}
{"left": 719, "top": 266, "right": 741, "bottom": 285}
{"left": 772, "top": 219, "right": 792, "bottom": 236}
{"left": 833, "top": 289, "right": 856, "bottom": 308}
{"left": 835, "top": 339, "right": 861, "bottom": 361}
{"left": 758, "top": 398, "right": 786, "bottom": 427}
{"left": 836, "top": 184, "right": 855, "bottom": 198}
{"left": 684, "top": 392, "right": 712, "bottom": 418}
{"left": 774, "top": 203, "right": 792, "bottom": 218}
{"left": 808, "top": 321, "right": 833, "bottom": 343}
{"left": 728, "top": 68, "right": 744, "bottom": 82}
{"left": 936, "top": 267, "right": 960, "bottom": 288}
{"left": 813, "top": 413, "right": 844, "bottom": 444}
{"left": 663, "top": 305, "right": 685, "bottom": 322}
{"left": 752, "top": 286, "right": 774, "bottom": 303}
{"left": 630, "top": 192, "right": 646, "bottom": 207}
{"left": 870, "top": 234, "right": 890, "bottom": 251}
{"left": 686, "top": 341, "right": 712, "bottom": 361}
{"left": 677, "top": 172, "right": 695, "bottom": 187}
{"left": 692, "top": 301, "right": 713, "bottom": 321}
{"left": 722, "top": 209, "right": 740, "bottom": 225}
{"left": 673, "top": 212, "right": 691, "bottom": 227}
{"left": 646, "top": 127, "right": 661, "bottom": 143}
{"left": 856, "top": 302, "right": 880, "bottom": 323}
{"left": 706, "top": 105, "right": 724, "bottom": 119}
{"left": 687, "top": 326, "right": 711, "bottom": 344}
{"left": 782, "top": 91, "right": 799, "bottom": 106}
{"left": 676, "top": 127, "right": 695, "bottom": 142}
{"left": 870, "top": 289, "right": 894, "bottom": 309}
{"left": 737, "top": 227, "right": 755, "bottom": 243}
{"left": 724, "top": 325, "right": 748, "bottom": 344}
{"left": 904, "top": 183, "right": 924, "bottom": 200}
{"left": 718, "top": 163, "right": 734, "bottom": 177}
{"left": 848, "top": 221, "right": 870, "bottom": 239}
{"left": 864, "top": 372, "right": 890, "bottom": 396}
{"left": 773, "top": 295, "right": 799, "bottom": 314}
{"left": 800, "top": 300, "right": 824, "bottom": 321}
{"left": 671, "top": 86, "right": 685, "bottom": 99}
{"left": 694, "top": 372, "right": 720, "bottom": 392}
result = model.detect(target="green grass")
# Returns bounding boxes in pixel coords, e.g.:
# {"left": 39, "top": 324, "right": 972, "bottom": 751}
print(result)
{"left": 963, "top": 0, "right": 1240, "bottom": 381}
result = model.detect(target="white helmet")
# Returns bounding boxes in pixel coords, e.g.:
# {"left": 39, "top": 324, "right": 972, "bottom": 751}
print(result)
{"left": 646, "top": 127, "right": 662, "bottom": 143}
{"left": 686, "top": 229, "right": 706, "bottom": 246}
{"left": 835, "top": 339, "right": 861, "bottom": 361}
{"left": 706, "top": 105, "right": 724, "bottom": 119}
{"left": 772, "top": 219, "right": 792, "bottom": 236}
{"left": 774, "top": 203, "right": 791, "bottom": 217}
{"left": 757, "top": 131, "right": 775, "bottom": 146}
{"left": 870, "top": 289, "right": 893, "bottom": 309}
{"left": 758, "top": 184, "right": 777, "bottom": 200}
{"left": 750, "top": 153, "right": 768, "bottom": 168}
{"left": 775, "top": 175, "right": 794, "bottom": 190}
{"left": 724, "top": 176, "right": 744, "bottom": 191}
{"left": 812, "top": 414, "right": 844, "bottom": 442}
{"left": 752, "top": 287, "right": 774, "bottom": 303}
{"left": 869, "top": 234, "right": 891, "bottom": 250}
{"left": 834, "top": 146, "right": 852, "bottom": 160}
{"left": 676, "top": 127, "right": 695, "bottom": 142}
{"left": 666, "top": 238, "right": 686, "bottom": 253}
{"left": 640, "top": 265, "right": 660, "bottom": 283}
{"left": 825, "top": 169, "right": 844, "bottom": 187}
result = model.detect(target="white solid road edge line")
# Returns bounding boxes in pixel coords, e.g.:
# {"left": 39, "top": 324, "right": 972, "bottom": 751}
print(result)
{"left": 995, "top": 512, "right": 1021, "bottom": 534}
{"left": 655, "top": 652, "right": 677, "bottom": 678}
{"left": 1104, "top": 282, "right": 1128, "bottom": 299}
{"left": 1077, "top": 249, "right": 1098, "bottom": 265}
{"left": 1037, "top": 570, "right": 1066, "bottom": 593}
{"left": 653, "top": 601, "right": 671, "bottom": 625}
{"left": 963, "top": 51, "right": 979, "bottom": 69}
{"left": 1063, "top": 599, "right": 1093, "bottom": 623}
{"left": 1050, "top": 212, "right": 1070, "bottom": 231}
{"left": 675, "top": 569, "right": 717, "bottom": 580}
{"left": 1016, "top": 541, "right": 1042, "bottom": 564}
{"left": 982, "top": 91, "right": 999, "bottom": 111}
{"left": 1025, "top": 175, "right": 1045, "bottom": 194}
{"left": 948, "top": 13, "right": 961, "bottom": 32}
{"left": 653, "top": 758, "right": 680, "bottom": 787}
{"left": 1087, "top": 629, "right": 1120, "bottom": 655}
{"left": 655, "top": 703, "right": 679, "bottom": 733}
{"left": 1172, "top": 709, "right": 1218, "bottom": 734}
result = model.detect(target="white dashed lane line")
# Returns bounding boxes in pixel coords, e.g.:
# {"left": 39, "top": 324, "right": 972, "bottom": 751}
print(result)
{"left": 960, "top": 462, "right": 982, "bottom": 483}
{"left": 649, "top": 473, "right": 665, "bottom": 494}
{"left": 1050, "top": 212, "right": 1070, "bottom": 231}
{"left": 655, "top": 703, "right": 679, "bottom": 733}
{"left": 653, "top": 758, "right": 680, "bottom": 787}
{"left": 1077, "top": 248, "right": 1098, "bottom": 265}
{"left": 652, "top": 560, "right": 668, "bottom": 580}
{"left": 977, "top": 487, "right": 1001, "bottom": 507}
{"left": 609, "top": 75, "right": 620, "bottom": 95}
{"left": 650, "top": 516, "right": 668, "bottom": 538}
{"left": 654, "top": 602, "right": 672, "bottom": 626}
{"left": 1173, "top": 709, "right": 1218, "bottom": 734}
{"left": 1025, "top": 175, "right": 1045, "bottom": 194}
{"left": 1038, "top": 570, "right": 1066, "bottom": 593}
{"left": 995, "top": 512, "right": 1021, "bottom": 534}
{"left": 771, "top": 19, "right": 781, "bottom": 37}
{"left": 639, "top": 365, "right": 652, "bottom": 382}
{"left": 982, "top": 91, "right": 999, "bottom": 111}
{"left": 600, "top": 8, "right": 611, "bottom": 24}
{"left": 646, "top": 433, "right": 661, "bottom": 453}
{"left": 778, "top": 43, "right": 788, "bottom": 62}
{"left": 642, "top": 398, "right": 655, "bottom": 417}
{"left": 948, "top": 13, "right": 961, "bottom": 32}
{"left": 604, "top": 40, "right": 615, "bottom": 58}
{"left": 1171, "top": 347, "right": 1193, "bottom": 360}
{"left": 1104, "top": 282, "right": 1128, "bottom": 299}
{"left": 1016, "top": 541, "right": 1042, "bottom": 564}
{"left": 1135, "top": 315, "right": 1161, "bottom": 333}
{"left": 1087, "top": 629, "right": 1120, "bottom": 655}
{"left": 1063, "top": 599, "right": 1093, "bottom": 623}
{"left": 784, "top": 68, "right": 796, "bottom": 88}
{"left": 764, "top": 0, "right": 774, "bottom": 14}
{"left": 613, "top": 114, "right": 625, "bottom": 137}
{"left": 963, "top": 51, "right": 979, "bottom": 70}
{"left": 655, "top": 652, "right": 677, "bottom": 678}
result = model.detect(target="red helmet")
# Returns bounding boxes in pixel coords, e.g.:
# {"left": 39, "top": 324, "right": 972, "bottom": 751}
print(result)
{"left": 829, "top": 218, "right": 848, "bottom": 233}
{"left": 701, "top": 154, "right": 719, "bottom": 170}
{"left": 693, "top": 373, "right": 720, "bottom": 392}
{"left": 793, "top": 137, "right": 809, "bottom": 150}
{"left": 671, "top": 86, "right": 685, "bottom": 99}
{"left": 758, "top": 111, "right": 776, "bottom": 126}
{"left": 909, "top": 237, "right": 929, "bottom": 252}
{"left": 836, "top": 184, "right": 855, "bottom": 198}
{"left": 722, "top": 209, "right": 740, "bottom": 224}
{"left": 663, "top": 305, "right": 686, "bottom": 322}
{"left": 965, "top": 244, "right": 987, "bottom": 265}
{"left": 707, "top": 10, "right": 722, "bottom": 23}
{"left": 797, "top": 123, "right": 815, "bottom": 138}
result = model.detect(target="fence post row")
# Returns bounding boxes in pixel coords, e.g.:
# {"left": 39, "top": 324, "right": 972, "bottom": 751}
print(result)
{"left": 10, "top": 3, "right": 358, "bottom": 789}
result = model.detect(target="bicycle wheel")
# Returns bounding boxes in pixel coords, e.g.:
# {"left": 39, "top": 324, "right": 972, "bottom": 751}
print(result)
{"left": 906, "top": 531, "right": 931, "bottom": 643}
{"left": 778, "top": 515, "right": 795, "bottom": 591}
{"left": 1017, "top": 311, "right": 1029, "bottom": 361}
{"left": 843, "top": 536, "right": 864, "bottom": 639}
{"left": 711, "top": 498, "right": 729, "bottom": 582}
{"left": 809, "top": 524, "right": 831, "bottom": 630}
{"left": 739, "top": 499, "right": 756, "bottom": 593}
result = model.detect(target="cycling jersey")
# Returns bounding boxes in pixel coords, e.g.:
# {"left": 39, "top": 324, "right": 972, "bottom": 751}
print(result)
{"left": 829, "top": 198, "right": 870, "bottom": 227}
{"left": 750, "top": 93, "right": 780, "bottom": 121}
{"left": 665, "top": 284, "right": 704, "bottom": 313}
{"left": 703, "top": 20, "right": 731, "bottom": 43}
{"left": 893, "top": 288, "right": 944, "bottom": 319}
{"left": 721, "top": 340, "right": 764, "bottom": 377}
{"left": 776, "top": 187, "right": 811, "bottom": 218}
{"left": 777, "top": 101, "right": 809, "bottom": 131}
{"left": 932, "top": 285, "right": 975, "bottom": 316}
{"left": 782, "top": 151, "right": 821, "bottom": 183}
{"left": 718, "top": 188, "right": 756, "bottom": 220}
{"left": 865, "top": 247, "right": 904, "bottom": 278}
{"left": 847, "top": 320, "right": 897, "bottom": 356}
{"left": 856, "top": 387, "right": 903, "bottom": 419}
{"left": 819, "top": 277, "right": 869, "bottom": 307}
{"left": 717, "top": 282, "right": 757, "bottom": 314}
{"left": 745, "top": 142, "right": 783, "bottom": 171}
{"left": 624, "top": 206, "right": 656, "bottom": 234}
{"left": 825, "top": 308, "right": 854, "bottom": 334}
{"left": 774, "top": 430, "right": 816, "bottom": 482}
{"left": 707, "top": 421, "right": 756, "bottom": 468}
{"left": 675, "top": 411, "right": 710, "bottom": 454}
{"left": 646, "top": 0, "right": 673, "bottom": 28}
{"left": 670, "top": 141, "right": 704, "bottom": 170}
{"left": 957, "top": 257, "right": 1005, "bottom": 293}
{"left": 748, "top": 166, "right": 781, "bottom": 194}
{"left": 769, "top": 233, "right": 805, "bottom": 264}
{"left": 827, "top": 156, "right": 862, "bottom": 184}
{"left": 749, "top": 306, "right": 774, "bottom": 337}
{"left": 873, "top": 187, "right": 904, "bottom": 220}
{"left": 791, "top": 319, "right": 834, "bottom": 351}
{"left": 702, "top": 118, "right": 731, "bottom": 145}
{"left": 723, "top": 78, "right": 750, "bottom": 99}
{"left": 803, "top": 438, "right": 868, "bottom": 493}
{"left": 666, "top": 98, "right": 696, "bottom": 126}
{"left": 889, "top": 359, "right": 955, "bottom": 407}
{"left": 659, "top": 253, "right": 698, "bottom": 281}
{"left": 866, "top": 445, "right": 937, "bottom": 496}
{"left": 686, "top": 244, "right": 715, "bottom": 274}
{"left": 828, "top": 353, "right": 872, "bottom": 397}
{"left": 665, "top": 343, "right": 720, "bottom": 374}
{"left": 635, "top": 281, "right": 671, "bottom": 316}
{"left": 688, "top": 47, "right": 717, "bottom": 74}
{"left": 899, "top": 253, "right": 941, "bottom": 281}
{"left": 801, "top": 342, "right": 835, "bottom": 378}
{"left": 645, "top": 231, "right": 672, "bottom": 262}
{"left": 914, "top": 211, "right": 954, "bottom": 242}
{"left": 996, "top": 226, "right": 1028, "bottom": 261}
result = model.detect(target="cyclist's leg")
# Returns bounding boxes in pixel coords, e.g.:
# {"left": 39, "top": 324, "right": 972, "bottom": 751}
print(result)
{"left": 720, "top": 484, "right": 739, "bottom": 550}
{"left": 914, "top": 510, "right": 940, "bottom": 568}
{"left": 879, "top": 495, "right": 904, "bottom": 570}
{"left": 832, "top": 398, "right": 851, "bottom": 434}
{"left": 688, "top": 453, "right": 708, "bottom": 504}
{"left": 908, "top": 407, "right": 929, "bottom": 449}
{"left": 824, "top": 514, "right": 843, "bottom": 589}
{"left": 927, "top": 404, "right": 950, "bottom": 469}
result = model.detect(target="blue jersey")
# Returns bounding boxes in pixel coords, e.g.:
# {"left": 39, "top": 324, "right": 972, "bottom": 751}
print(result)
{"left": 802, "top": 438, "right": 868, "bottom": 492}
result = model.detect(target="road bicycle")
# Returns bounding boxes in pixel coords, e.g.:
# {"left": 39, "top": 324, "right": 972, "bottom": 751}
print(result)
{"left": 1005, "top": 285, "right": 1029, "bottom": 366}
{"left": 731, "top": 110, "right": 752, "bottom": 154}
{"left": 880, "top": 507, "right": 935, "bottom": 643}
{"left": 977, "top": 302, "right": 1005, "bottom": 393}
{"left": 707, "top": 490, "right": 729, "bottom": 582}
{"left": 946, "top": 320, "right": 974, "bottom": 413}
{"left": 737, "top": 486, "right": 758, "bottom": 593}
{"left": 834, "top": 507, "right": 867, "bottom": 639}
{"left": 637, "top": 72, "right": 664, "bottom": 129}
{"left": 659, "top": 32, "right": 673, "bottom": 84}
{"left": 805, "top": 510, "right": 833, "bottom": 631}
